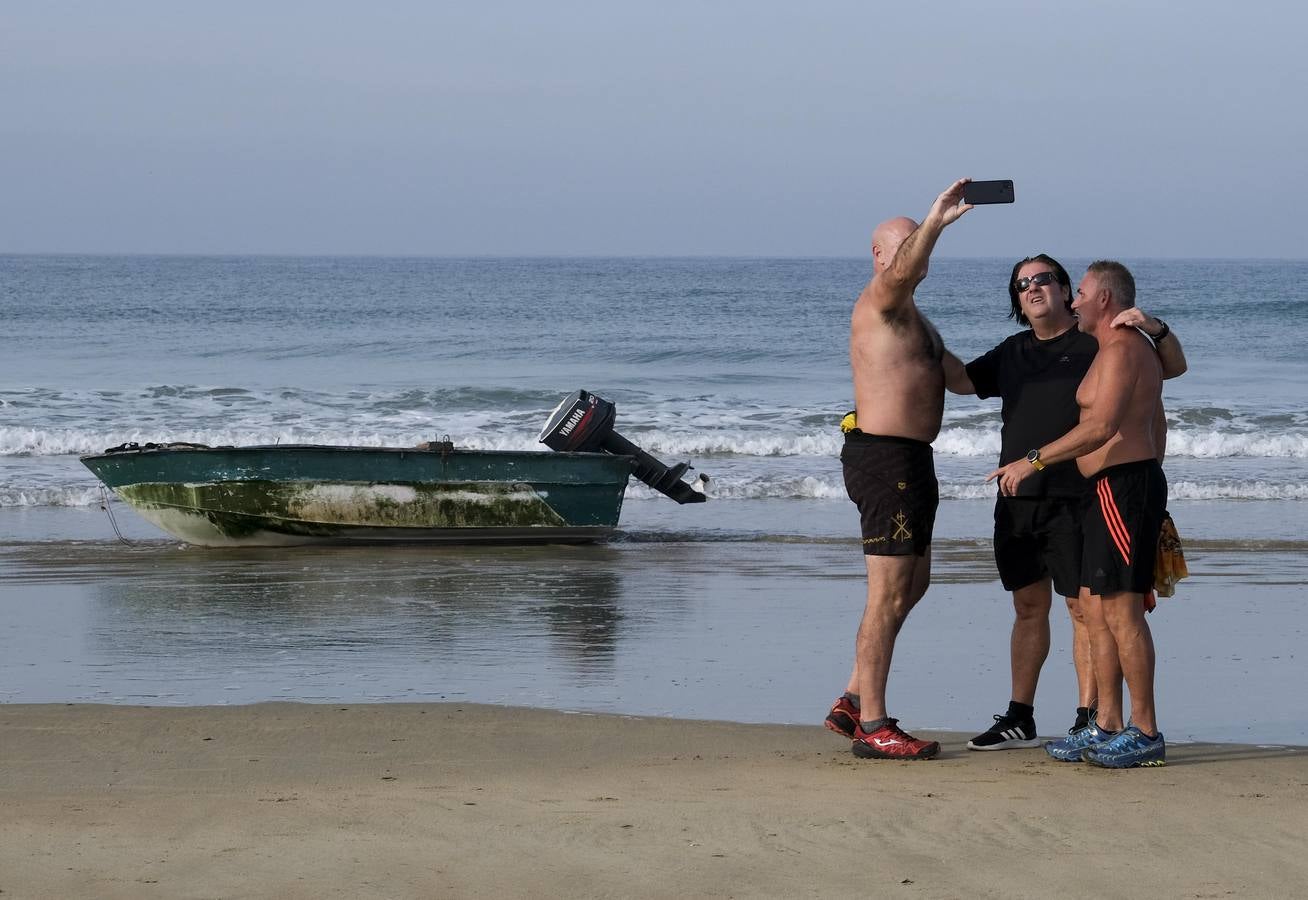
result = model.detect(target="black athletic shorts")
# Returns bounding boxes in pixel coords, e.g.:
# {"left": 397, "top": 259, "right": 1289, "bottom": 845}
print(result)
{"left": 1082, "top": 459, "right": 1168, "bottom": 596}
{"left": 993, "top": 495, "right": 1085, "bottom": 598}
{"left": 841, "top": 431, "right": 938, "bottom": 557}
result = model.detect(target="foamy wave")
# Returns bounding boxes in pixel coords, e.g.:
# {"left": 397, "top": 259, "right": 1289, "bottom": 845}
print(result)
{"left": 0, "top": 427, "right": 418, "bottom": 457}
{"left": 1167, "top": 431, "right": 1308, "bottom": 459}
{"left": 629, "top": 432, "right": 845, "bottom": 458}
{"left": 5, "top": 478, "right": 1308, "bottom": 509}
{"left": 0, "top": 486, "right": 107, "bottom": 508}
{"left": 5, "top": 422, "right": 1308, "bottom": 464}
{"left": 629, "top": 478, "right": 1308, "bottom": 502}
{"left": 627, "top": 475, "right": 847, "bottom": 501}
{"left": 628, "top": 478, "right": 999, "bottom": 502}
{"left": 1167, "top": 480, "right": 1308, "bottom": 500}
{"left": 932, "top": 427, "right": 1002, "bottom": 457}
{"left": 562, "top": 425, "right": 1302, "bottom": 461}
{"left": 0, "top": 426, "right": 850, "bottom": 459}
{"left": 935, "top": 427, "right": 1308, "bottom": 461}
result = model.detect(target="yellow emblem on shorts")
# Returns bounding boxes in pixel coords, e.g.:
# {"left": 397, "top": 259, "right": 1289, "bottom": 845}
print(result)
{"left": 897, "top": 481, "right": 907, "bottom": 490}
{"left": 891, "top": 511, "right": 911, "bottom": 541}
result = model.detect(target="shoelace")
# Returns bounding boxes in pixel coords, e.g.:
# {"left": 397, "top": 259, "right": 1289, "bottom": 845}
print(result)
{"left": 883, "top": 719, "right": 928, "bottom": 747}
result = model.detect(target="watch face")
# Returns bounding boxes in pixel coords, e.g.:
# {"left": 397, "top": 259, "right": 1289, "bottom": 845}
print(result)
{"left": 1027, "top": 450, "right": 1039, "bottom": 462}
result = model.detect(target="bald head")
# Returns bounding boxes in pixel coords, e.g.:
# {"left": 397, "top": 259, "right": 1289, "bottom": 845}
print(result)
{"left": 871, "top": 217, "right": 918, "bottom": 274}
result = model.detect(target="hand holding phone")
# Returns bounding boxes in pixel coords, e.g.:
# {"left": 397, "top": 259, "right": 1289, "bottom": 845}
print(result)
{"left": 962, "top": 179, "right": 1015, "bottom": 205}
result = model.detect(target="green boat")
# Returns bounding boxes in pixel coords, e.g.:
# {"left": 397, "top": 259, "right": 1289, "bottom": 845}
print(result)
{"left": 80, "top": 390, "right": 707, "bottom": 547}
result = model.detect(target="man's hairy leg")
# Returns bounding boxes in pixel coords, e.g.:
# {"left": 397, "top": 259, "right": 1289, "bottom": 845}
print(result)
{"left": 855, "top": 552, "right": 930, "bottom": 721}
{"left": 1082, "top": 593, "right": 1126, "bottom": 731}
{"left": 1010, "top": 580, "right": 1052, "bottom": 706}
{"left": 1066, "top": 588, "right": 1099, "bottom": 710}
{"left": 1100, "top": 591, "right": 1158, "bottom": 735}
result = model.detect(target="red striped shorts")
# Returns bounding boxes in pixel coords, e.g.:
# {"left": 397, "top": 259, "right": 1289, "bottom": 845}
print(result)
{"left": 1082, "top": 459, "right": 1167, "bottom": 597}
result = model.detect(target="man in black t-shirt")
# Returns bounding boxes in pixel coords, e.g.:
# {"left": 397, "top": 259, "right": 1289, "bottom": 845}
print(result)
{"left": 942, "top": 254, "right": 1186, "bottom": 750}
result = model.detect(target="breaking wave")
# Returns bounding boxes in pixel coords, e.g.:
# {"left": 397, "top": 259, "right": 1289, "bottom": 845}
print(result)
{"left": 4, "top": 424, "right": 1303, "bottom": 461}
{"left": 9, "top": 479, "right": 1307, "bottom": 510}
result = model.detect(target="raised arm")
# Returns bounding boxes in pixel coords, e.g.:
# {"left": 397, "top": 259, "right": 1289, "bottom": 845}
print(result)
{"left": 860, "top": 179, "right": 974, "bottom": 315}
{"left": 1111, "top": 308, "right": 1187, "bottom": 379}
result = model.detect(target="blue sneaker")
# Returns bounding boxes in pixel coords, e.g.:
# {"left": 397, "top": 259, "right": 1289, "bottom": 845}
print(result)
{"left": 1082, "top": 725, "right": 1166, "bottom": 768}
{"left": 1044, "top": 721, "right": 1115, "bottom": 762}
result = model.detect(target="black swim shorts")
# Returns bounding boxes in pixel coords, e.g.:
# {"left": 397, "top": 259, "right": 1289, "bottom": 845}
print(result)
{"left": 1082, "top": 459, "right": 1168, "bottom": 596}
{"left": 993, "top": 495, "right": 1085, "bottom": 598}
{"left": 841, "top": 431, "right": 938, "bottom": 557}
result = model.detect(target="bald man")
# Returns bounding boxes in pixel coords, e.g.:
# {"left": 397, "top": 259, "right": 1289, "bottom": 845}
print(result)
{"left": 823, "top": 179, "right": 974, "bottom": 760}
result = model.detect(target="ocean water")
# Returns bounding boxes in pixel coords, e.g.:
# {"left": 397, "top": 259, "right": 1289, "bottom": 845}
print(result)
{"left": 2, "top": 255, "right": 1306, "bottom": 742}
{"left": 3, "top": 255, "right": 1306, "bottom": 517}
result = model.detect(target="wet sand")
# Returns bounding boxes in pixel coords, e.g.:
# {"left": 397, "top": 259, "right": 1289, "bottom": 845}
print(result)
{"left": 3, "top": 503, "right": 1308, "bottom": 896}
{"left": 3, "top": 702, "right": 1305, "bottom": 899}
{"left": 3, "top": 509, "right": 1306, "bottom": 744}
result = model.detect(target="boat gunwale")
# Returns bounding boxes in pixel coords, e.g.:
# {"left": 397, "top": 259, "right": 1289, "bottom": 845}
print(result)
{"left": 78, "top": 444, "right": 627, "bottom": 463}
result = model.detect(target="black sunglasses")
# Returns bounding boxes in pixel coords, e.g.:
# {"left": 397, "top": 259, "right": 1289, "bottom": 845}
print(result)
{"left": 1015, "top": 271, "right": 1059, "bottom": 292}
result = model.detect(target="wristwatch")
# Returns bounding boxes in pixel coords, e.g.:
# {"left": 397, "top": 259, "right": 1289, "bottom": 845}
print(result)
{"left": 1026, "top": 448, "right": 1046, "bottom": 471}
{"left": 1151, "top": 319, "right": 1171, "bottom": 342}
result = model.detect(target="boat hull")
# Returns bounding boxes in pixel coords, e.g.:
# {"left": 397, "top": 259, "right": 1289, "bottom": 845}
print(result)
{"left": 81, "top": 445, "right": 635, "bottom": 547}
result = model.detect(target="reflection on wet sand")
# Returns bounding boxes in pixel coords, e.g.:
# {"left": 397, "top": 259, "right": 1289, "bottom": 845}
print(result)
{"left": 0, "top": 541, "right": 659, "bottom": 695}
{"left": 68, "top": 545, "right": 638, "bottom": 675}
{"left": 3, "top": 537, "right": 1306, "bottom": 745}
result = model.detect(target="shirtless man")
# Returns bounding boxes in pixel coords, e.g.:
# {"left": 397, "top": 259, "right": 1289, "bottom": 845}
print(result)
{"left": 988, "top": 260, "right": 1170, "bottom": 768}
{"left": 823, "top": 179, "right": 973, "bottom": 760}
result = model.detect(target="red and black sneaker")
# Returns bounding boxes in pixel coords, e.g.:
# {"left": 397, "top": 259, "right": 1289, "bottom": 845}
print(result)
{"left": 850, "top": 718, "right": 940, "bottom": 760}
{"left": 824, "top": 695, "right": 859, "bottom": 738}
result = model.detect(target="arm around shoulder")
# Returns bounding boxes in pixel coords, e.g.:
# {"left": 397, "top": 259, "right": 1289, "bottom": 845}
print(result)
{"left": 1111, "top": 307, "right": 1187, "bottom": 378}
{"left": 1155, "top": 325, "right": 1187, "bottom": 379}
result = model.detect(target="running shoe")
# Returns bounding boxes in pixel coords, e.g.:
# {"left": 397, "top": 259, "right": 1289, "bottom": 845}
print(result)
{"left": 1082, "top": 725, "right": 1166, "bottom": 768}
{"left": 1044, "top": 720, "right": 1115, "bottom": 762}
{"left": 824, "top": 695, "right": 859, "bottom": 738}
{"left": 851, "top": 719, "right": 940, "bottom": 760}
{"left": 967, "top": 710, "right": 1040, "bottom": 750}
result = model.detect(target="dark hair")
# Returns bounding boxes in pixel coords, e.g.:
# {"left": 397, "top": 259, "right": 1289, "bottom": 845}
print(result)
{"left": 1086, "top": 260, "right": 1136, "bottom": 308}
{"left": 1007, "top": 254, "right": 1072, "bottom": 327}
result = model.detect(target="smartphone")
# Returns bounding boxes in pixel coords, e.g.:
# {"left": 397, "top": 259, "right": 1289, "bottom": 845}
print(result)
{"left": 962, "top": 179, "right": 1015, "bottom": 205}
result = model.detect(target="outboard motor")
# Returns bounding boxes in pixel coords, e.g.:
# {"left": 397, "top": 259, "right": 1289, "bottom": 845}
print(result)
{"left": 539, "top": 390, "right": 708, "bottom": 504}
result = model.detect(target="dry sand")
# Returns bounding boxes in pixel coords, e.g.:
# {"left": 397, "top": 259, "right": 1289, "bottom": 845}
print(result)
{"left": 3, "top": 703, "right": 1305, "bottom": 899}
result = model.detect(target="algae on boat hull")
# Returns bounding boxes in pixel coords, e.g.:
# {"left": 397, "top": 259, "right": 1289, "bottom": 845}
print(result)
{"left": 117, "top": 479, "right": 570, "bottom": 540}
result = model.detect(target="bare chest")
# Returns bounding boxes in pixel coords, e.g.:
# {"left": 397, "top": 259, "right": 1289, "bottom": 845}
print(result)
{"left": 1077, "top": 357, "right": 1102, "bottom": 410}
{"left": 857, "top": 305, "right": 943, "bottom": 364}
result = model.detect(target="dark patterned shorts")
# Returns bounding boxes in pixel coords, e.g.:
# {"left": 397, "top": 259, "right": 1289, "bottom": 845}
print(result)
{"left": 841, "top": 431, "right": 938, "bottom": 557}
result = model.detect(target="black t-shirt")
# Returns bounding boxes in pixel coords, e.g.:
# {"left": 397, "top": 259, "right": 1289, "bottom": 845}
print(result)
{"left": 965, "top": 327, "right": 1098, "bottom": 498}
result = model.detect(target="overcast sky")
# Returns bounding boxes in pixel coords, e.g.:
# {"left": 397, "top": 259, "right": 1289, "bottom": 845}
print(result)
{"left": 3, "top": 1, "right": 1304, "bottom": 257}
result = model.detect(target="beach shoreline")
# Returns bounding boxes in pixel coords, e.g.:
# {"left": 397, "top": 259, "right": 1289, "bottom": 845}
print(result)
{"left": 3, "top": 702, "right": 1305, "bottom": 899}
{"left": 4, "top": 509, "right": 1308, "bottom": 746}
